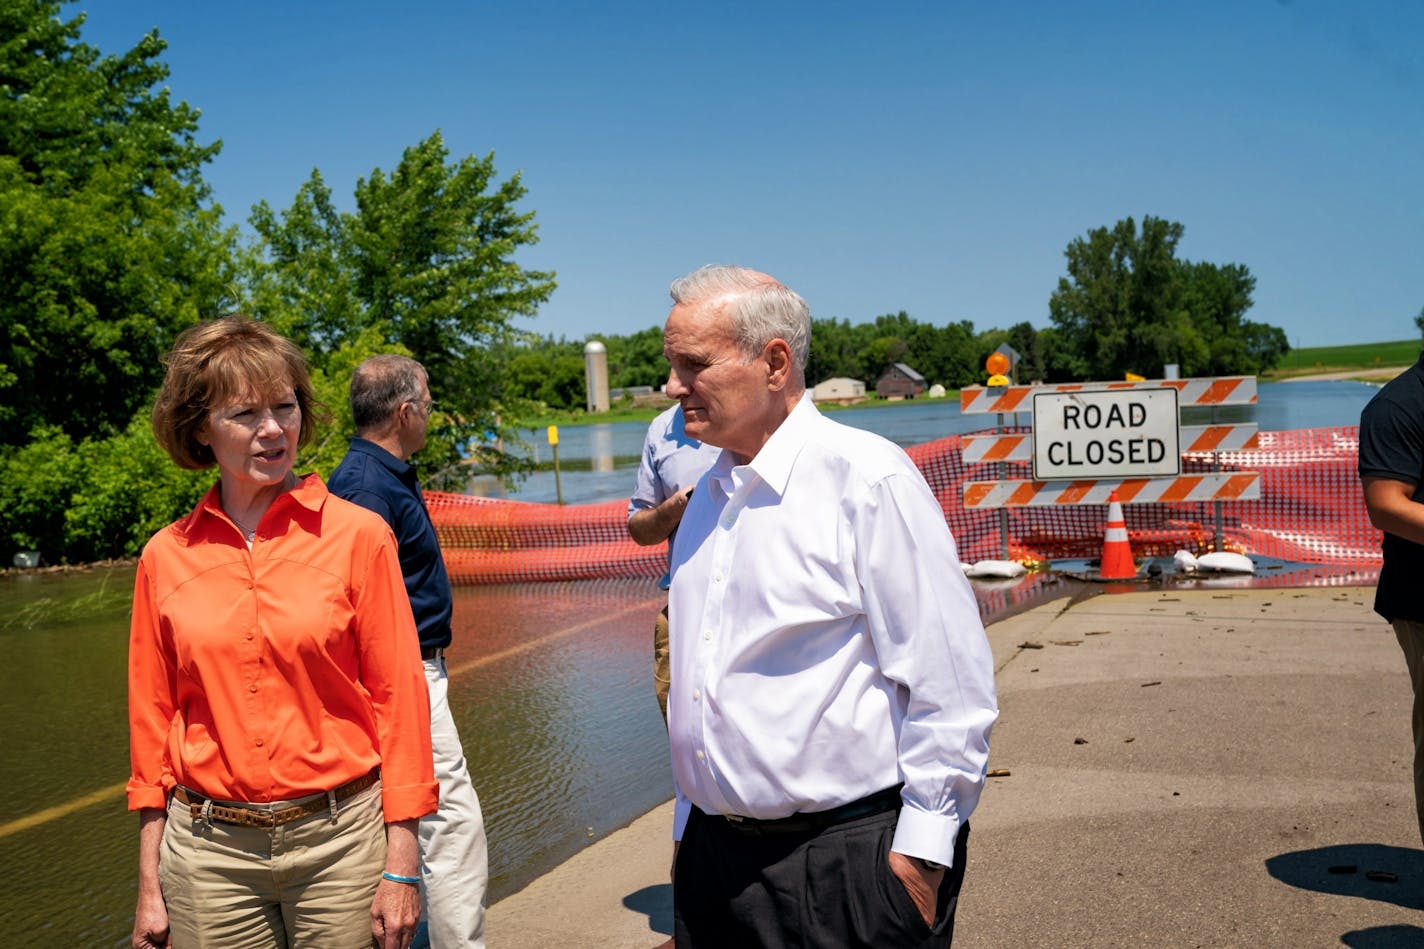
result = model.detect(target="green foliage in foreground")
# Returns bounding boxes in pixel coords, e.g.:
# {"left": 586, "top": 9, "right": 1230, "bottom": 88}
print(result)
{"left": 0, "top": 2, "right": 237, "bottom": 448}
{"left": 0, "top": 9, "right": 553, "bottom": 563}
{"left": 0, "top": 416, "right": 211, "bottom": 563}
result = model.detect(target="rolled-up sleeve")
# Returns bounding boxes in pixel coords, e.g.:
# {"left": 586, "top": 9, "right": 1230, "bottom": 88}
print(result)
{"left": 127, "top": 554, "right": 177, "bottom": 811}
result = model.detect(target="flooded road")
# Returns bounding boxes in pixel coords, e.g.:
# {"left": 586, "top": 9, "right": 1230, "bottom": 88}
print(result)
{"left": 0, "top": 565, "right": 1075, "bottom": 946}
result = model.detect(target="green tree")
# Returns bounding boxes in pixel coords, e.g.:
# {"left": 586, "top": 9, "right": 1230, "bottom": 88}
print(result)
{"left": 1239, "top": 321, "right": 1290, "bottom": 370}
{"left": 1048, "top": 216, "right": 1282, "bottom": 380}
{"left": 0, "top": 1, "right": 238, "bottom": 445}
{"left": 921, "top": 320, "right": 980, "bottom": 388}
{"left": 1003, "top": 322, "right": 1046, "bottom": 383}
{"left": 245, "top": 131, "right": 557, "bottom": 486}
{"left": 0, "top": 415, "right": 210, "bottom": 562}
{"left": 1048, "top": 216, "right": 1183, "bottom": 380}
{"left": 806, "top": 317, "right": 862, "bottom": 385}
{"left": 606, "top": 326, "right": 668, "bottom": 389}
{"left": 502, "top": 349, "right": 586, "bottom": 410}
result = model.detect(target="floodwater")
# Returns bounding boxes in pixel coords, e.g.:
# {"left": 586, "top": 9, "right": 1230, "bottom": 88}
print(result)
{"left": 0, "top": 379, "right": 1380, "bottom": 945}
{"left": 0, "top": 567, "right": 684, "bottom": 946}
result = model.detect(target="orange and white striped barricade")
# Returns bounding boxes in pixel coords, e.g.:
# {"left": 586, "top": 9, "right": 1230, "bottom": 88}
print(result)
{"left": 958, "top": 376, "right": 1260, "bottom": 556}
{"left": 959, "top": 376, "right": 1257, "bottom": 416}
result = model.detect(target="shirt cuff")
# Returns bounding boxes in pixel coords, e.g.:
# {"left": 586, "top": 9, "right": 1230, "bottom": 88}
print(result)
{"left": 126, "top": 782, "right": 168, "bottom": 812}
{"left": 380, "top": 781, "right": 439, "bottom": 823}
{"left": 672, "top": 796, "right": 692, "bottom": 841}
{"left": 890, "top": 805, "right": 962, "bottom": 869}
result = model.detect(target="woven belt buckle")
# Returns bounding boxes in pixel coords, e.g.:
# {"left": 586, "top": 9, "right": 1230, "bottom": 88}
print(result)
{"left": 245, "top": 808, "right": 280, "bottom": 828}
{"left": 270, "top": 804, "right": 310, "bottom": 826}
{"left": 214, "top": 804, "right": 273, "bottom": 828}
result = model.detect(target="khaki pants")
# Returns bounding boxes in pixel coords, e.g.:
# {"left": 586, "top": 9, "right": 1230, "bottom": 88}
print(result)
{"left": 1393, "top": 618, "right": 1424, "bottom": 846}
{"left": 654, "top": 604, "right": 671, "bottom": 724}
{"left": 160, "top": 781, "right": 386, "bottom": 948}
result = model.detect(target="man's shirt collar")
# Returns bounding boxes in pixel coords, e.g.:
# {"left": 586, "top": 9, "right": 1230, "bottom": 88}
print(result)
{"left": 346, "top": 436, "right": 414, "bottom": 476}
{"left": 709, "top": 393, "right": 817, "bottom": 500}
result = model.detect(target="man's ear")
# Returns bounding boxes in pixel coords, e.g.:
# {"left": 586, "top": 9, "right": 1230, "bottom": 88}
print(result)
{"left": 764, "top": 338, "right": 792, "bottom": 391}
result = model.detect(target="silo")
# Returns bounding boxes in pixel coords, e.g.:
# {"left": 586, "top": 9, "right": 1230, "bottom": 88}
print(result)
{"left": 584, "top": 340, "right": 609, "bottom": 413}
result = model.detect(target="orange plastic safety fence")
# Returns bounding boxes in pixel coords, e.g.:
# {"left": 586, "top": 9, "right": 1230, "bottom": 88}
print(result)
{"left": 426, "top": 425, "right": 1377, "bottom": 584}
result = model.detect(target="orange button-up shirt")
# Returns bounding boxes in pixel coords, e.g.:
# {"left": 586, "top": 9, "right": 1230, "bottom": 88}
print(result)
{"left": 126, "top": 474, "right": 437, "bottom": 823}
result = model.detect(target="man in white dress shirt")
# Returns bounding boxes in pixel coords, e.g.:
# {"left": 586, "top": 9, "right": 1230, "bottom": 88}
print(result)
{"left": 662, "top": 265, "right": 999, "bottom": 947}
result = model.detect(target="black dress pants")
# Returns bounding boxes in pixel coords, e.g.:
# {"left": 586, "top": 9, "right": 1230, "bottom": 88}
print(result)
{"left": 673, "top": 804, "right": 970, "bottom": 948}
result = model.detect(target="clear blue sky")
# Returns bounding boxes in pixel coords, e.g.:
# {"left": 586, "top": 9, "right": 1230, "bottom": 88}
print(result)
{"left": 77, "top": 1, "right": 1421, "bottom": 350}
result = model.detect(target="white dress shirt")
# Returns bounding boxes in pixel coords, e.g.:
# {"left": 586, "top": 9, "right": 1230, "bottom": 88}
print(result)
{"left": 667, "top": 395, "right": 998, "bottom": 868}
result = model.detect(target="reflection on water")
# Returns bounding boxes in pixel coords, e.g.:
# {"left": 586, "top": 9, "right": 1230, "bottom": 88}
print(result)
{"left": 0, "top": 567, "right": 137, "bottom": 947}
{"left": 0, "top": 380, "right": 1381, "bottom": 944}
{"left": 588, "top": 425, "right": 616, "bottom": 473}
{"left": 446, "top": 580, "right": 672, "bottom": 900}
{"left": 0, "top": 566, "right": 672, "bottom": 946}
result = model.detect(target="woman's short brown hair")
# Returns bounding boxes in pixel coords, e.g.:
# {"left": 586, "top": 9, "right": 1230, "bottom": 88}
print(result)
{"left": 151, "top": 316, "right": 324, "bottom": 470}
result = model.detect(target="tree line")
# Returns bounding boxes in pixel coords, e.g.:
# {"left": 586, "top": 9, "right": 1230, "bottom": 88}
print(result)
{"left": 2, "top": 3, "right": 1291, "bottom": 563}
{"left": 505, "top": 220, "right": 1290, "bottom": 411}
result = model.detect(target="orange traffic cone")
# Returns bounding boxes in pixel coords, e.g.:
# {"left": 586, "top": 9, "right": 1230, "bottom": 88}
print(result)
{"left": 1098, "top": 490, "right": 1136, "bottom": 579}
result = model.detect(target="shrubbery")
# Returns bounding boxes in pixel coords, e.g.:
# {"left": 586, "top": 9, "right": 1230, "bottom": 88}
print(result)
{"left": 0, "top": 415, "right": 210, "bottom": 565}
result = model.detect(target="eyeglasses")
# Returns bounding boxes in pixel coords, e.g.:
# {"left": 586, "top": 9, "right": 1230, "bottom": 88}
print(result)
{"left": 407, "top": 398, "right": 437, "bottom": 417}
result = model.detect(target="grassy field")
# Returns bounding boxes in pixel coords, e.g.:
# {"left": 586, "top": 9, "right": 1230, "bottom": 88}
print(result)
{"left": 1266, "top": 339, "right": 1420, "bottom": 378}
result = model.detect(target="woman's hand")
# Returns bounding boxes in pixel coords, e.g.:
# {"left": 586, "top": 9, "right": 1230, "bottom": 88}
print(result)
{"left": 371, "top": 819, "right": 422, "bottom": 948}
{"left": 132, "top": 889, "right": 171, "bottom": 949}
{"left": 133, "top": 808, "right": 170, "bottom": 948}
{"left": 370, "top": 876, "right": 421, "bottom": 948}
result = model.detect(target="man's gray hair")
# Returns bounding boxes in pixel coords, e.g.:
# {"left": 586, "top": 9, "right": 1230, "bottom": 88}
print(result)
{"left": 669, "top": 265, "right": 810, "bottom": 371}
{"left": 350, "top": 354, "right": 427, "bottom": 432}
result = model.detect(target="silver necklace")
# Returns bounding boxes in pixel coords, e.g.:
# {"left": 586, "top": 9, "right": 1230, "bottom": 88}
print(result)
{"left": 226, "top": 510, "right": 259, "bottom": 541}
{"left": 222, "top": 474, "right": 296, "bottom": 541}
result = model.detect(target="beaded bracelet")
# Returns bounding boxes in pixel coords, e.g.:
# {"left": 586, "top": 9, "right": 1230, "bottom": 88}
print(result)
{"left": 381, "top": 871, "right": 421, "bottom": 885}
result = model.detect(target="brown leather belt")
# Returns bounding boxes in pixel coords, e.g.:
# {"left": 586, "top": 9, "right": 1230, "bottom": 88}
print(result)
{"left": 172, "top": 769, "right": 379, "bottom": 828}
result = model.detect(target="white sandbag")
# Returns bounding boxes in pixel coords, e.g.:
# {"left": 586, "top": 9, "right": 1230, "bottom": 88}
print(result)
{"left": 1173, "top": 550, "right": 1199, "bottom": 573}
{"left": 963, "top": 559, "right": 1028, "bottom": 579}
{"left": 1195, "top": 551, "right": 1255, "bottom": 574}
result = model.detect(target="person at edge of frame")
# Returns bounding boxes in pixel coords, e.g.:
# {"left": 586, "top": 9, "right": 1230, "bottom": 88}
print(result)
{"left": 1360, "top": 352, "right": 1424, "bottom": 849}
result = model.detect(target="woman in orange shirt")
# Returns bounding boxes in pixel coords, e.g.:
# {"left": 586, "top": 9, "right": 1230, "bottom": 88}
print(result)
{"left": 127, "top": 316, "right": 437, "bottom": 949}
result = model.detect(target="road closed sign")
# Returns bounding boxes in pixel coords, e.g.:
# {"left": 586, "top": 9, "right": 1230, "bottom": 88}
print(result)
{"left": 1032, "top": 388, "right": 1180, "bottom": 481}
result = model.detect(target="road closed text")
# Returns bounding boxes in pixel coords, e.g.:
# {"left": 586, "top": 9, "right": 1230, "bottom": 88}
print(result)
{"left": 1032, "top": 389, "right": 1180, "bottom": 481}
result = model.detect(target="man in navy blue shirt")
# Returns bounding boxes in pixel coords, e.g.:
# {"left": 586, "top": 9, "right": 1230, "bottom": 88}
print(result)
{"left": 329, "top": 355, "right": 488, "bottom": 948}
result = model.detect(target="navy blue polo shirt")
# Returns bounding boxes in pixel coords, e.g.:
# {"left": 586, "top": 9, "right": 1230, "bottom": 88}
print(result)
{"left": 1359, "top": 356, "right": 1424, "bottom": 624}
{"left": 328, "top": 437, "right": 453, "bottom": 650}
